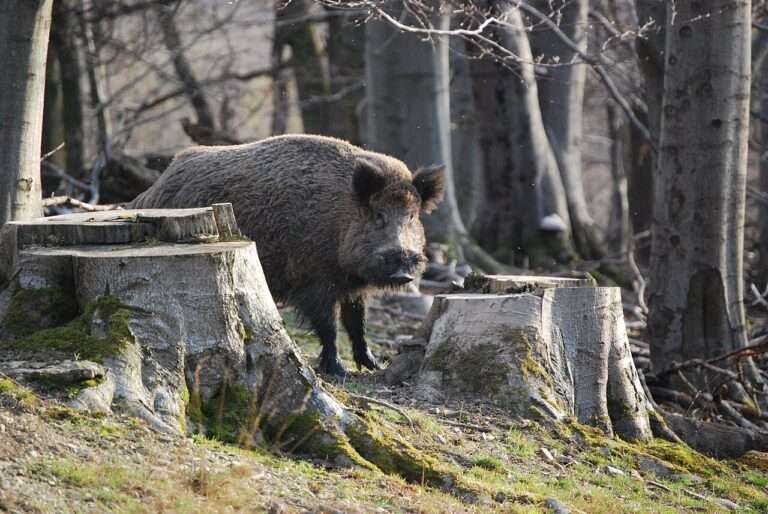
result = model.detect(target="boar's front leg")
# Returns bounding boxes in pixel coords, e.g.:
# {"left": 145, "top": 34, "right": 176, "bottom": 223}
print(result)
{"left": 298, "top": 293, "right": 347, "bottom": 378}
{"left": 341, "top": 295, "right": 382, "bottom": 371}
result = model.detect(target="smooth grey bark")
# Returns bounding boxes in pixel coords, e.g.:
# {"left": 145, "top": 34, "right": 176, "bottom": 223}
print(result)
{"left": 0, "top": 0, "right": 52, "bottom": 226}
{"left": 531, "top": 0, "right": 603, "bottom": 260}
{"left": 449, "top": 37, "right": 483, "bottom": 229}
{"left": 364, "top": 2, "right": 465, "bottom": 244}
{"left": 647, "top": 0, "right": 751, "bottom": 370}
{"left": 469, "top": 2, "right": 572, "bottom": 266}
{"left": 154, "top": 1, "right": 215, "bottom": 131}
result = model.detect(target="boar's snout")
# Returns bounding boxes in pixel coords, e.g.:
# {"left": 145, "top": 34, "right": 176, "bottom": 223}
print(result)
{"left": 374, "top": 248, "right": 424, "bottom": 286}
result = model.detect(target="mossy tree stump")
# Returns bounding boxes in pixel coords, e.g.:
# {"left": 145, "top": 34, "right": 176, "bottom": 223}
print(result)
{"left": 0, "top": 205, "right": 467, "bottom": 485}
{"left": 416, "top": 275, "right": 655, "bottom": 442}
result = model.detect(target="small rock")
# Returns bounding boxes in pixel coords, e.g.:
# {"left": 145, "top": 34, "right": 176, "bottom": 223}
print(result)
{"left": 637, "top": 456, "right": 676, "bottom": 478}
{"left": 544, "top": 496, "right": 571, "bottom": 514}
{"left": 671, "top": 473, "right": 703, "bottom": 483}
{"left": 0, "top": 359, "right": 105, "bottom": 385}
{"left": 494, "top": 492, "right": 507, "bottom": 503}
{"left": 540, "top": 447, "right": 555, "bottom": 463}
{"left": 434, "top": 434, "right": 447, "bottom": 444}
{"left": 606, "top": 465, "right": 625, "bottom": 477}
{"left": 716, "top": 498, "right": 739, "bottom": 511}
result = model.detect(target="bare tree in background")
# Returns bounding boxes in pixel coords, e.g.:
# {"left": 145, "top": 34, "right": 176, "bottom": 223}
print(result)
{"left": 531, "top": 0, "right": 604, "bottom": 260}
{"left": 364, "top": 1, "right": 464, "bottom": 244}
{"left": 325, "top": 8, "right": 366, "bottom": 144}
{"left": 467, "top": 0, "right": 573, "bottom": 266}
{"left": 647, "top": 1, "right": 753, "bottom": 373}
{"left": 631, "top": 0, "right": 664, "bottom": 242}
{"left": 50, "top": 0, "right": 85, "bottom": 180}
{"left": 449, "top": 37, "right": 483, "bottom": 229}
{"left": 272, "top": 0, "right": 331, "bottom": 135}
{"left": 0, "top": 0, "right": 53, "bottom": 225}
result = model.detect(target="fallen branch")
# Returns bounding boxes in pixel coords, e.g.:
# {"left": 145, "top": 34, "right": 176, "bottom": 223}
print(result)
{"left": 42, "top": 196, "right": 123, "bottom": 212}
{"left": 657, "top": 336, "right": 768, "bottom": 380}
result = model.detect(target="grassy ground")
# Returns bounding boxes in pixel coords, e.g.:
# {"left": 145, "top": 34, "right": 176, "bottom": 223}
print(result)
{"left": 1, "top": 304, "right": 767, "bottom": 513}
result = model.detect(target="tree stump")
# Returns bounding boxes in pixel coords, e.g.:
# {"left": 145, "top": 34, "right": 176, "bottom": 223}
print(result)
{"left": 415, "top": 275, "right": 654, "bottom": 441}
{"left": 0, "top": 205, "right": 344, "bottom": 436}
{"left": 0, "top": 205, "right": 467, "bottom": 483}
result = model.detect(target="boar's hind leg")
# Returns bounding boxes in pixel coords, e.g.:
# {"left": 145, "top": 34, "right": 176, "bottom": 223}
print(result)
{"left": 299, "top": 294, "right": 347, "bottom": 377}
{"left": 341, "top": 295, "right": 382, "bottom": 371}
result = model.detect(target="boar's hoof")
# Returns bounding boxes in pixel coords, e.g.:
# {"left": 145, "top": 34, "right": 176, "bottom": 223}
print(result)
{"left": 318, "top": 355, "right": 348, "bottom": 378}
{"left": 354, "top": 349, "right": 383, "bottom": 371}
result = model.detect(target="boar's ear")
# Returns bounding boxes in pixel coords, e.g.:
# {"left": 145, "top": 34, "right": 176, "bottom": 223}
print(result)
{"left": 353, "top": 158, "right": 388, "bottom": 206}
{"left": 412, "top": 165, "right": 446, "bottom": 213}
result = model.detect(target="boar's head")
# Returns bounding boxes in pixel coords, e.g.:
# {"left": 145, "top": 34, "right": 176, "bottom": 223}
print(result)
{"left": 339, "top": 158, "right": 445, "bottom": 288}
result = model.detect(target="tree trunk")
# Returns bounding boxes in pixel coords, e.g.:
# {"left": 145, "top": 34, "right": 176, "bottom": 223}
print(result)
{"left": 0, "top": 0, "right": 52, "bottom": 226}
{"left": 531, "top": 0, "right": 603, "bottom": 260}
{"left": 51, "top": 0, "right": 84, "bottom": 180}
{"left": 449, "top": 38, "right": 483, "bottom": 229}
{"left": 78, "top": 1, "right": 111, "bottom": 166}
{"left": 42, "top": 43, "right": 66, "bottom": 193}
{"left": 469, "top": 3, "right": 573, "bottom": 266}
{"left": 365, "top": 2, "right": 465, "bottom": 245}
{"left": 273, "top": 0, "right": 330, "bottom": 135}
{"left": 647, "top": 0, "right": 751, "bottom": 371}
{"left": 154, "top": 1, "right": 215, "bottom": 131}
{"left": 606, "top": 103, "right": 631, "bottom": 255}
{"left": 416, "top": 276, "right": 653, "bottom": 441}
{"left": 755, "top": 30, "right": 768, "bottom": 288}
{"left": 630, "top": 0, "right": 665, "bottom": 239}
{"left": 325, "top": 8, "right": 365, "bottom": 144}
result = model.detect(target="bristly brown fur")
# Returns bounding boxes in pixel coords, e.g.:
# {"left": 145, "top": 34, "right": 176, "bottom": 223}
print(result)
{"left": 130, "top": 135, "right": 442, "bottom": 345}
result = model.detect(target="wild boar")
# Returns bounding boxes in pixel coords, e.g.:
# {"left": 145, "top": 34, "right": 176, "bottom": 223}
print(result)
{"left": 130, "top": 134, "right": 445, "bottom": 376}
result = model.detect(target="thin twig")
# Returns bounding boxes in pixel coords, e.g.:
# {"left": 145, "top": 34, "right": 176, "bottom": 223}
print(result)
{"left": 40, "top": 142, "right": 66, "bottom": 162}
{"left": 347, "top": 393, "right": 416, "bottom": 433}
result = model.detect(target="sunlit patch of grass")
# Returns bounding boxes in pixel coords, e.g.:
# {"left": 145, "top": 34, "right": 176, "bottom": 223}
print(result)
{"left": 0, "top": 377, "right": 40, "bottom": 409}
{"left": 505, "top": 428, "right": 538, "bottom": 459}
{"left": 473, "top": 454, "right": 505, "bottom": 472}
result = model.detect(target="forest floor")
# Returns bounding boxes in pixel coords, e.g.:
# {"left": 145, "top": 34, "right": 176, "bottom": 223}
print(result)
{"left": 1, "top": 298, "right": 768, "bottom": 513}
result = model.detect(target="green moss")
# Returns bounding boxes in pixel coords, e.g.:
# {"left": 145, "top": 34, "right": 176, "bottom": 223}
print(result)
{"left": 0, "top": 377, "right": 40, "bottom": 409}
{"left": 346, "top": 417, "right": 448, "bottom": 486}
{"left": 0, "top": 295, "right": 134, "bottom": 362}
{"left": 188, "top": 388, "right": 204, "bottom": 427}
{"left": 23, "top": 373, "right": 104, "bottom": 398}
{"left": 201, "top": 383, "right": 258, "bottom": 442}
{"left": 3, "top": 287, "right": 79, "bottom": 337}
{"left": 473, "top": 454, "right": 505, "bottom": 472}
{"left": 640, "top": 439, "right": 728, "bottom": 478}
